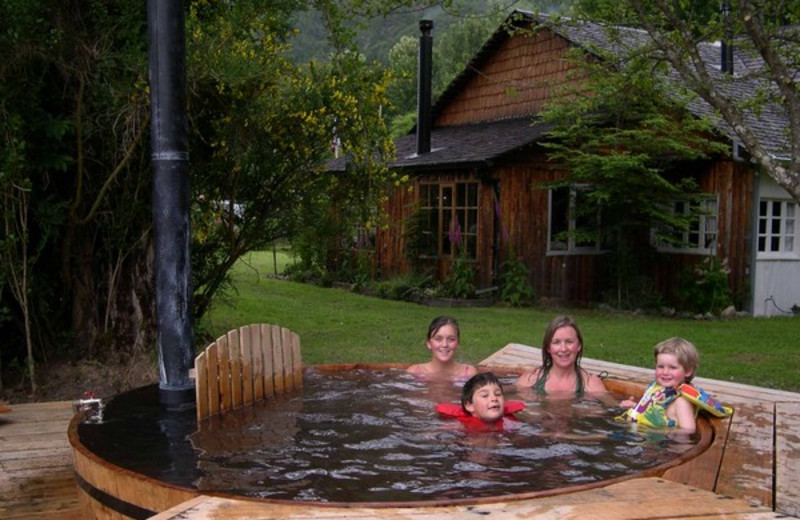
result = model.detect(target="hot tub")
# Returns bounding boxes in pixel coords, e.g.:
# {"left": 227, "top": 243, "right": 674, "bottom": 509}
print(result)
{"left": 69, "top": 364, "right": 713, "bottom": 519}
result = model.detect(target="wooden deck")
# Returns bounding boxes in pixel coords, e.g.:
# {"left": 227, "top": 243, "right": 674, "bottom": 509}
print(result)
{"left": 1, "top": 344, "right": 799, "bottom": 520}
{"left": 0, "top": 400, "right": 82, "bottom": 520}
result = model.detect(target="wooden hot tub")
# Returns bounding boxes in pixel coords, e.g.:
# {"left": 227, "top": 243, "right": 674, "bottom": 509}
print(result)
{"left": 69, "top": 368, "right": 716, "bottom": 520}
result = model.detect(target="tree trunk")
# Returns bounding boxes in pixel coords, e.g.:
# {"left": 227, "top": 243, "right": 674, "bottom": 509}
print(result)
{"left": 70, "top": 235, "right": 157, "bottom": 359}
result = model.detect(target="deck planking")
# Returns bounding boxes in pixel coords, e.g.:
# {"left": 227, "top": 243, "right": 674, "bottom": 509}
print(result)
{"left": 775, "top": 401, "right": 800, "bottom": 517}
{"left": 716, "top": 403, "right": 775, "bottom": 509}
{"left": 0, "top": 401, "right": 83, "bottom": 520}
{"left": 149, "top": 477, "right": 785, "bottom": 520}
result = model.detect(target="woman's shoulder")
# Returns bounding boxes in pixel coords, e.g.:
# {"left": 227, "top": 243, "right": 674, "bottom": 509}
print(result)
{"left": 514, "top": 367, "right": 543, "bottom": 387}
{"left": 581, "top": 370, "right": 608, "bottom": 393}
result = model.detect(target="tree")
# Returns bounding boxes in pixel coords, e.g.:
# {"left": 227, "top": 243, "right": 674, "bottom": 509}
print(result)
{"left": 385, "top": 4, "right": 510, "bottom": 135}
{"left": 540, "top": 45, "right": 727, "bottom": 309}
{"left": 1, "top": 0, "right": 152, "bottom": 378}
{"left": 186, "top": 1, "right": 395, "bottom": 315}
{"left": 0, "top": 0, "right": 398, "bottom": 383}
{"left": 568, "top": 0, "right": 800, "bottom": 203}
{"left": 1, "top": 134, "right": 36, "bottom": 392}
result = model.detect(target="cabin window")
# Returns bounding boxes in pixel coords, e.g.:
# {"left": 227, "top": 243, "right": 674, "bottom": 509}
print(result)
{"left": 418, "top": 181, "right": 478, "bottom": 259}
{"left": 656, "top": 197, "right": 718, "bottom": 254}
{"left": 547, "top": 186, "right": 599, "bottom": 253}
{"left": 758, "top": 199, "right": 797, "bottom": 257}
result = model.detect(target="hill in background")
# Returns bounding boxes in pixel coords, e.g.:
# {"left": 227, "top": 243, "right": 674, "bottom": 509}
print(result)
{"left": 287, "top": 1, "right": 563, "bottom": 65}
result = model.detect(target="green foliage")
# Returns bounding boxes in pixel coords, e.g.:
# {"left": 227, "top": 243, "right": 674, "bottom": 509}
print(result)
{"left": 565, "top": 0, "right": 800, "bottom": 203}
{"left": 350, "top": 248, "right": 374, "bottom": 288}
{"left": 678, "top": 257, "right": 733, "bottom": 315}
{"left": 385, "top": 10, "right": 502, "bottom": 123}
{"left": 401, "top": 204, "right": 431, "bottom": 274}
{"left": 292, "top": 0, "right": 520, "bottom": 65}
{"left": 539, "top": 34, "right": 727, "bottom": 305}
{"left": 186, "top": 1, "right": 398, "bottom": 316}
{"left": 499, "top": 252, "right": 535, "bottom": 306}
{"left": 441, "top": 253, "right": 476, "bottom": 299}
{"left": 0, "top": 0, "right": 404, "bottom": 368}
{"left": 1, "top": 0, "right": 154, "bottom": 364}
{"left": 388, "top": 111, "right": 417, "bottom": 138}
{"left": 600, "top": 274, "right": 664, "bottom": 311}
{"left": 371, "top": 271, "right": 434, "bottom": 301}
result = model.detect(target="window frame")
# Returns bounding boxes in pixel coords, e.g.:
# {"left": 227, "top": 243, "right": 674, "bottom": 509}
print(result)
{"left": 547, "top": 185, "right": 601, "bottom": 255}
{"left": 417, "top": 180, "right": 479, "bottom": 260}
{"left": 757, "top": 199, "right": 798, "bottom": 259}
{"left": 655, "top": 196, "right": 719, "bottom": 255}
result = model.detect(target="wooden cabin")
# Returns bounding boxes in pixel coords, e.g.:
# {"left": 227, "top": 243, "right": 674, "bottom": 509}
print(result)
{"left": 368, "top": 10, "right": 798, "bottom": 316}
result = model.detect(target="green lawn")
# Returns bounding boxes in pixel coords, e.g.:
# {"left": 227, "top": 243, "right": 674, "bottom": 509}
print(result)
{"left": 200, "top": 250, "right": 800, "bottom": 393}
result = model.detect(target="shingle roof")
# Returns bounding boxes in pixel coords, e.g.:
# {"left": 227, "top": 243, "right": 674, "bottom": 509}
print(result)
{"left": 423, "top": 9, "right": 791, "bottom": 162}
{"left": 519, "top": 11, "right": 791, "bottom": 158}
{"left": 390, "top": 116, "right": 553, "bottom": 169}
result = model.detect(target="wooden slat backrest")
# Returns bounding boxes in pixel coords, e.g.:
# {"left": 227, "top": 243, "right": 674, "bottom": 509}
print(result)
{"left": 240, "top": 326, "right": 254, "bottom": 405}
{"left": 228, "top": 328, "right": 243, "bottom": 411}
{"left": 271, "top": 325, "right": 285, "bottom": 393}
{"left": 217, "top": 333, "right": 232, "bottom": 413}
{"left": 249, "top": 325, "right": 262, "bottom": 401}
{"left": 261, "top": 323, "right": 275, "bottom": 398}
{"left": 207, "top": 339, "right": 220, "bottom": 417}
{"left": 283, "top": 327, "right": 302, "bottom": 390}
{"left": 195, "top": 351, "right": 209, "bottom": 420}
{"left": 195, "top": 323, "right": 302, "bottom": 422}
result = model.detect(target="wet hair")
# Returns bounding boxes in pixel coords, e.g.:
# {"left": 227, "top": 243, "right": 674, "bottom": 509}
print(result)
{"left": 461, "top": 372, "right": 503, "bottom": 412}
{"left": 653, "top": 337, "right": 699, "bottom": 381}
{"left": 427, "top": 315, "right": 460, "bottom": 341}
{"left": 541, "top": 315, "right": 584, "bottom": 370}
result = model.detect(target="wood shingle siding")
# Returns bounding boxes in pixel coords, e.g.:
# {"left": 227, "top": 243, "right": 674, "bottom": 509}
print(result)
{"left": 437, "top": 31, "right": 577, "bottom": 126}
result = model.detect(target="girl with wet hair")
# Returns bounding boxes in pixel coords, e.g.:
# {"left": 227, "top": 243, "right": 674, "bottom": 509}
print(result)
{"left": 407, "top": 315, "right": 478, "bottom": 381}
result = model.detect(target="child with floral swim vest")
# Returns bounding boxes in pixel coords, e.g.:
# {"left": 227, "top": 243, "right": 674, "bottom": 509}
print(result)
{"left": 436, "top": 372, "right": 525, "bottom": 432}
{"left": 618, "top": 337, "right": 731, "bottom": 434}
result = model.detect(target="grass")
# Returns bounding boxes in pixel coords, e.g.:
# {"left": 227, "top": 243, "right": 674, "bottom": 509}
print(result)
{"left": 199, "top": 250, "right": 800, "bottom": 393}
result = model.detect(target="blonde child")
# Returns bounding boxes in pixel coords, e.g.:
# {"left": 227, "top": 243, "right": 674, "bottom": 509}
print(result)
{"left": 618, "top": 337, "right": 700, "bottom": 433}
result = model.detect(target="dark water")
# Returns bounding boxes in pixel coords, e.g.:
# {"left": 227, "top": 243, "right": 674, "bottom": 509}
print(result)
{"left": 77, "top": 368, "right": 697, "bottom": 503}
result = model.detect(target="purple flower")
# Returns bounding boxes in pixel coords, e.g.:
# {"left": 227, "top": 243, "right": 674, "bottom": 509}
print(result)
{"left": 452, "top": 219, "right": 462, "bottom": 245}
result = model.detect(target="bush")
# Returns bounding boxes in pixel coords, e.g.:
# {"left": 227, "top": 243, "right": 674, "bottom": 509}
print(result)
{"left": 370, "top": 272, "right": 434, "bottom": 301}
{"left": 600, "top": 275, "right": 664, "bottom": 311}
{"left": 499, "top": 254, "right": 534, "bottom": 306}
{"left": 678, "top": 256, "right": 732, "bottom": 315}
{"left": 441, "top": 254, "right": 476, "bottom": 299}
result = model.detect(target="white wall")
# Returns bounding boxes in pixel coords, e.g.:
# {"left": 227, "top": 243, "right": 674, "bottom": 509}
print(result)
{"left": 752, "top": 175, "right": 800, "bottom": 317}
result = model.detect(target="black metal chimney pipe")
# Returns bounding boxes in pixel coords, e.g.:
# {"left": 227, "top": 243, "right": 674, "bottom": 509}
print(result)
{"left": 721, "top": 1, "right": 734, "bottom": 74}
{"left": 417, "top": 20, "right": 433, "bottom": 155}
{"left": 146, "top": 0, "right": 195, "bottom": 409}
